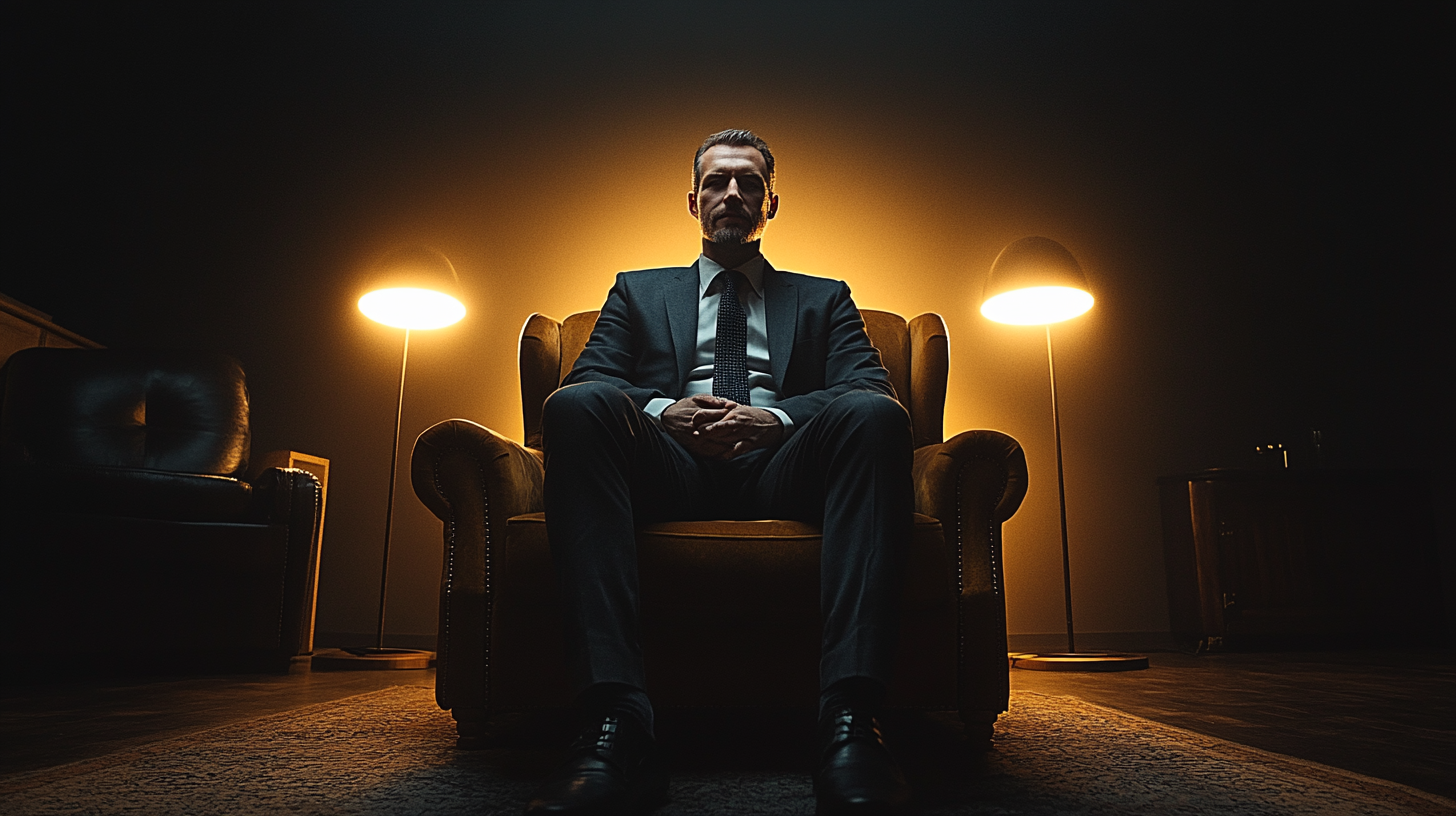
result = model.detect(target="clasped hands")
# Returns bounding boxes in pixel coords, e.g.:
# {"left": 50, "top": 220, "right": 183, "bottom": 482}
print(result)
{"left": 661, "top": 394, "right": 783, "bottom": 460}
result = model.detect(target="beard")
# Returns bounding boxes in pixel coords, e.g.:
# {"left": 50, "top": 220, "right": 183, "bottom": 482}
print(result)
{"left": 707, "top": 225, "right": 752, "bottom": 244}
{"left": 701, "top": 207, "right": 767, "bottom": 245}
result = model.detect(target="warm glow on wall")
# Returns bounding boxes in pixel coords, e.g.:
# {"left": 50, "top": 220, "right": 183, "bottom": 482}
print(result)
{"left": 358, "top": 287, "right": 466, "bottom": 330}
{"left": 328, "top": 121, "right": 1155, "bottom": 645}
{"left": 981, "top": 285, "right": 1094, "bottom": 325}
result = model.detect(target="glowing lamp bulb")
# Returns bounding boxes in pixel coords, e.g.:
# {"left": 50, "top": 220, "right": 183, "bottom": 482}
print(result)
{"left": 980, "top": 285, "right": 1094, "bottom": 326}
{"left": 358, "top": 287, "right": 465, "bottom": 330}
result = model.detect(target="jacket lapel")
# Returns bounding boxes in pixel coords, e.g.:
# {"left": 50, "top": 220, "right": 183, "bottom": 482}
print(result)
{"left": 762, "top": 260, "right": 797, "bottom": 391}
{"left": 665, "top": 262, "right": 700, "bottom": 394}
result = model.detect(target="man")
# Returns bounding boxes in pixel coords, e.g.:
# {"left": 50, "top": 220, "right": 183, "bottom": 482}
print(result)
{"left": 526, "top": 129, "right": 913, "bottom": 816}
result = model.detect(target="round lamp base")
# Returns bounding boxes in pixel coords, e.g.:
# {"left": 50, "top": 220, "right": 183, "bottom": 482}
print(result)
{"left": 1009, "top": 651, "right": 1149, "bottom": 672}
{"left": 312, "top": 647, "right": 435, "bottom": 671}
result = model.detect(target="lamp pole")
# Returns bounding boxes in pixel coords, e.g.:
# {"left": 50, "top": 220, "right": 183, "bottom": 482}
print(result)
{"left": 1046, "top": 325, "right": 1075, "bottom": 654}
{"left": 375, "top": 328, "right": 410, "bottom": 651}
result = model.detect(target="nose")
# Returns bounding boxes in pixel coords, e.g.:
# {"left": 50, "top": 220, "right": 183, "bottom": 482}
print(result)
{"left": 724, "top": 177, "right": 743, "bottom": 201}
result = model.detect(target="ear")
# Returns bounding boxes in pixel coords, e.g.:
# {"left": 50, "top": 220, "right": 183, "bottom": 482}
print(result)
{"left": 687, "top": 190, "right": 699, "bottom": 218}
{"left": 766, "top": 192, "right": 779, "bottom": 220}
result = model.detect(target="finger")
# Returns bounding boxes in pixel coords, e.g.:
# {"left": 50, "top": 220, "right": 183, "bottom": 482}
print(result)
{"left": 693, "top": 410, "right": 731, "bottom": 428}
{"left": 703, "top": 411, "right": 756, "bottom": 430}
{"left": 703, "top": 424, "right": 753, "bottom": 443}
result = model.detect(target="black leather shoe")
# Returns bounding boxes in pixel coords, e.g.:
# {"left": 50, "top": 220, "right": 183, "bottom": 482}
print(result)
{"left": 813, "top": 706, "right": 912, "bottom": 816}
{"left": 523, "top": 711, "right": 668, "bottom": 815}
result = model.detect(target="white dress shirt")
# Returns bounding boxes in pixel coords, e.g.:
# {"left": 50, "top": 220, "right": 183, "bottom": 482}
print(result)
{"left": 643, "top": 253, "right": 794, "bottom": 435}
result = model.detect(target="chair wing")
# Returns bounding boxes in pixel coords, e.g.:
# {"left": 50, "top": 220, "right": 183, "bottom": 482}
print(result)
{"left": 519, "top": 314, "right": 562, "bottom": 451}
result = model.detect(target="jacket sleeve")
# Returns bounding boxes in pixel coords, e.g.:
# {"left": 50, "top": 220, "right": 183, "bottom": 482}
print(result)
{"left": 771, "top": 280, "right": 895, "bottom": 428}
{"left": 561, "top": 272, "right": 674, "bottom": 409}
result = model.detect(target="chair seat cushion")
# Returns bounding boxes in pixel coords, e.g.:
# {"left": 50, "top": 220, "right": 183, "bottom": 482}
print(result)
{"left": 506, "top": 512, "right": 938, "bottom": 538}
{"left": 503, "top": 513, "right": 947, "bottom": 608}
{"left": 2, "top": 463, "right": 255, "bottom": 523}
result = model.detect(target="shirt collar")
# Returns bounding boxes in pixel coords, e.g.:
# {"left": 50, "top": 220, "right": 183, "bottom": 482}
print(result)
{"left": 697, "top": 253, "right": 766, "bottom": 298}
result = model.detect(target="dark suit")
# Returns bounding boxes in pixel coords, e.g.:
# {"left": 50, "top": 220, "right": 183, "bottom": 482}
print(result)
{"left": 542, "top": 260, "right": 912, "bottom": 698}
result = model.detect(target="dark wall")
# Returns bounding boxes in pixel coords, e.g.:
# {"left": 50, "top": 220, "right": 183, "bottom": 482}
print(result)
{"left": 5, "top": 4, "right": 1451, "bottom": 643}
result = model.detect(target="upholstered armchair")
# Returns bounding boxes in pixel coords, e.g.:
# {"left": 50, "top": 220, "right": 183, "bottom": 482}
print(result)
{"left": 0, "top": 348, "right": 323, "bottom": 676}
{"left": 412, "top": 310, "right": 1027, "bottom": 744}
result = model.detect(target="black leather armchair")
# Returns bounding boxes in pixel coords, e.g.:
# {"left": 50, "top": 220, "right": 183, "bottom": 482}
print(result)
{"left": 0, "top": 348, "right": 323, "bottom": 676}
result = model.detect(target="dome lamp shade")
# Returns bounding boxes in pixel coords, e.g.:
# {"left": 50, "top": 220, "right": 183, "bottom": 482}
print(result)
{"left": 981, "top": 236, "right": 1093, "bottom": 325}
{"left": 358, "top": 247, "right": 465, "bottom": 330}
{"left": 359, "top": 288, "right": 465, "bottom": 330}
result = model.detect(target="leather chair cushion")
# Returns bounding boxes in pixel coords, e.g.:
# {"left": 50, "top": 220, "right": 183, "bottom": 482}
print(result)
{"left": 3, "top": 462, "right": 255, "bottom": 523}
{"left": 501, "top": 512, "right": 947, "bottom": 606}
{"left": 0, "top": 348, "right": 251, "bottom": 477}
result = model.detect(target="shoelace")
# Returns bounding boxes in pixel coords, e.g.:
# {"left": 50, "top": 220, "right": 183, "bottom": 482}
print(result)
{"left": 825, "top": 708, "right": 886, "bottom": 746}
{"left": 571, "top": 715, "right": 622, "bottom": 753}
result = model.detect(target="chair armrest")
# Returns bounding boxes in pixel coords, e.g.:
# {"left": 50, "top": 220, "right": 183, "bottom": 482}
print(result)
{"left": 913, "top": 428, "right": 1027, "bottom": 595}
{"left": 913, "top": 430, "right": 1028, "bottom": 537}
{"left": 913, "top": 429, "right": 1027, "bottom": 717}
{"left": 247, "top": 466, "right": 323, "bottom": 658}
{"left": 409, "top": 419, "right": 544, "bottom": 715}
{"left": 411, "top": 419, "right": 545, "bottom": 525}
{"left": 248, "top": 466, "right": 323, "bottom": 526}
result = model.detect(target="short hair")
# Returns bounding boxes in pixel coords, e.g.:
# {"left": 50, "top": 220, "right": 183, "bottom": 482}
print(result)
{"left": 693, "top": 129, "right": 775, "bottom": 193}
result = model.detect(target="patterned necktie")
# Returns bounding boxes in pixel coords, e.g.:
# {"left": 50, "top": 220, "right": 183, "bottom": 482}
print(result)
{"left": 712, "top": 270, "right": 751, "bottom": 405}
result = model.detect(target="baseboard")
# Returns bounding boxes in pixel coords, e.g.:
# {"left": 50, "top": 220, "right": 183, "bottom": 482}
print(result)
{"left": 1008, "top": 631, "right": 1180, "bottom": 653}
{"left": 322, "top": 631, "right": 1178, "bottom": 655}
{"left": 314, "top": 631, "right": 437, "bottom": 651}
{"left": 318, "top": 629, "right": 1446, "bottom": 660}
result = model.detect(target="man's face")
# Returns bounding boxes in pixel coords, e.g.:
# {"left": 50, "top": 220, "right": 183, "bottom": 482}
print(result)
{"left": 688, "top": 145, "right": 779, "bottom": 244}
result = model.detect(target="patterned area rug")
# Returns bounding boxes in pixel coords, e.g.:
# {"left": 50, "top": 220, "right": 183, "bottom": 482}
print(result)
{"left": 2, "top": 686, "right": 1451, "bottom": 815}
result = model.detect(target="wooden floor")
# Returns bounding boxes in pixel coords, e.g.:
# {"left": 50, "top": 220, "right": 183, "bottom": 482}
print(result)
{"left": 2, "top": 649, "right": 1452, "bottom": 801}
{"left": 1010, "top": 648, "right": 1455, "bottom": 801}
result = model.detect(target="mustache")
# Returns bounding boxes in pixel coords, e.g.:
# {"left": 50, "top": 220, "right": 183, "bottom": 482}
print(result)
{"left": 710, "top": 205, "right": 754, "bottom": 223}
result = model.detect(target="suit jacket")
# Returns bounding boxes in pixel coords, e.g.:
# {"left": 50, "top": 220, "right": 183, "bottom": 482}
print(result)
{"left": 564, "top": 260, "right": 894, "bottom": 430}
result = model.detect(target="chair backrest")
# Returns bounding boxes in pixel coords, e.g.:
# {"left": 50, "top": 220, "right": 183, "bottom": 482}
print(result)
{"left": 519, "top": 309, "right": 947, "bottom": 450}
{"left": 0, "top": 348, "right": 251, "bottom": 477}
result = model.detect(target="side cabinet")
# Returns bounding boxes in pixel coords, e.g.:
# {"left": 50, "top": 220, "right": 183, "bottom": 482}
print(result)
{"left": 1158, "top": 469, "right": 1444, "bottom": 650}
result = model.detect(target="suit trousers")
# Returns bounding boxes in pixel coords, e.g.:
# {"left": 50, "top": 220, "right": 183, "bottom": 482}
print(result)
{"left": 541, "top": 381, "right": 913, "bottom": 699}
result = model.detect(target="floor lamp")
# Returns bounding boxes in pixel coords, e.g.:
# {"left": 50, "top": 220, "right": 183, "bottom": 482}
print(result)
{"left": 981, "top": 236, "right": 1147, "bottom": 672}
{"left": 315, "top": 248, "right": 465, "bottom": 671}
